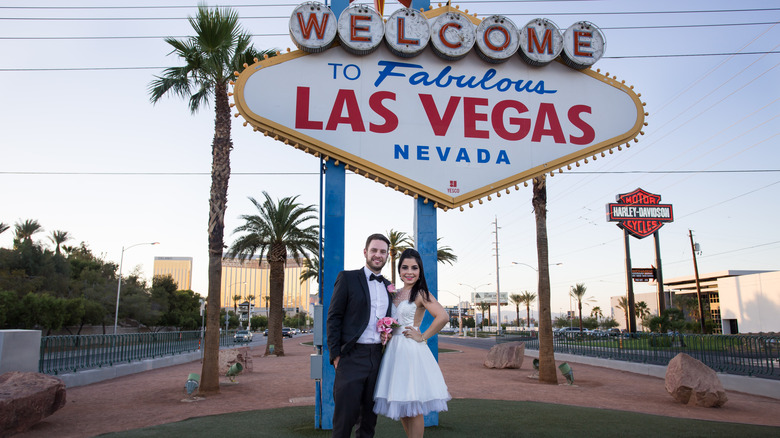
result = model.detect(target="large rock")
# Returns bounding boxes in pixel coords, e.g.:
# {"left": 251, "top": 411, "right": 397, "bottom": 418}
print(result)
{"left": 665, "top": 353, "right": 728, "bottom": 407}
{"left": 483, "top": 342, "right": 525, "bottom": 369}
{"left": 0, "top": 371, "right": 66, "bottom": 436}
{"left": 219, "top": 347, "right": 253, "bottom": 374}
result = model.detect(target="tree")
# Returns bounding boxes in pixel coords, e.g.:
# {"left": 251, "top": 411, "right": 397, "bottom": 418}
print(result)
{"left": 519, "top": 291, "right": 537, "bottom": 329}
{"left": 435, "top": 238, "right": 458, "bottom": 266}
{"left": 635, "top": 301, "right": 651, "bottom": 331}
{"left": 590, "top": 306, "right": 603, "bottom": 322}
{"left": 149, "top": 4, "right": 275, "bottom": 395}
{"left": 299, "top": 256, "right": 320, "bottom": 285}
{"left": 386, "top": 229, "right": 412, "bottom": 284}
{"left": 569, "top": 283, "right": 594, "bottom": 332}
{"left": 532, "top": 177, "right": 556, "bottom": 384}
{"left": 49, "top": 230, "right": 71, "bottom": 254}
{"left": 227, "top": 192, "right": 317, "bottom": 357}
{"left": 616, "top": 296, "right": 630, "bottom": 331}
{"left": 232, "top": 294, "right": 242, "bottom": 314}
{"left": 509, "top": 294, "right": 523, "bottom": 327}
{"left": 0, "top": 222, "right": 9, "bottom": 236}
{"left": 477, "top": 302, "right": 491, "bottom": 327}
{"left": 14, "top": 219, "right": 43, "bottom": 247}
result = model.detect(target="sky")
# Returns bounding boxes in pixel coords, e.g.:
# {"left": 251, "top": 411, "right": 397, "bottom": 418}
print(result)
{"left": 2, "top": 0, "right": 779, "bottom": 325}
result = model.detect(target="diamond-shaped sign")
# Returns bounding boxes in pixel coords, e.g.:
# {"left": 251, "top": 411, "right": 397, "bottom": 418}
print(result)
{"left": 607, "top": 188, "right": 674, "bottom": 239}
{"left": 233, "top": 11, "right": 645, "bottom": 211}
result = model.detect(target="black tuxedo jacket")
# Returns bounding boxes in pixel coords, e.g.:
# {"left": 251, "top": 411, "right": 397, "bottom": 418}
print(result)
{"left": 326, "top": 268, "right": 392, "bottom": 364}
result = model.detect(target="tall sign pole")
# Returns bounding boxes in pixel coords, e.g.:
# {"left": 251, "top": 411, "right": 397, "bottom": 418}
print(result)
{"left": 623, "top": 229, "right": 637, "bottom": 333}
{"left": 653, "top": 230, "right": 665, "bottom": 311}
{"left": 607, "top": 188, "right": 674, "bottom": 333}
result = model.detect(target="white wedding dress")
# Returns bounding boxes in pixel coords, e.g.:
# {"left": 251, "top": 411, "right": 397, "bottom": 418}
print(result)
{"left": 373, "top": 299, "right": 451, "bottom": 420}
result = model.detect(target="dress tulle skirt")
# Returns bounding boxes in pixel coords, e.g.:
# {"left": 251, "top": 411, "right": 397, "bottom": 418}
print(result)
{"left": 373, "top": 328, "right": 451, "bottom": 420}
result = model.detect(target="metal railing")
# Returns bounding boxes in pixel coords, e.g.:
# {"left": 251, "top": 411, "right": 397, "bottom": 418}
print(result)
{"left": 499, "top": 331, "right": 780, "bottom": 380}
{"left": 39, "top": 330, "right": 235, "bottom": 375}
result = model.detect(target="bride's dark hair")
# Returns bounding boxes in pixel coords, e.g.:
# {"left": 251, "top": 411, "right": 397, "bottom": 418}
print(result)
{"left": 397, "top": 248, "right": 430, "bottom": 303}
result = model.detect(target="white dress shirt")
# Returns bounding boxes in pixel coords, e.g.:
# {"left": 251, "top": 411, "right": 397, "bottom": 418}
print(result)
{"left": 356, "top": 266, "right": 389, "bottom": 344}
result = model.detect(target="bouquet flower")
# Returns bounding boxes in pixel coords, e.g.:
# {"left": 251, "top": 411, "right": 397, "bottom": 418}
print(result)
{"left": 386, "top": 284, "right": 396, "bottom": 294}
{"left": 376, "top": 316, "right": 400, "bottom": 346}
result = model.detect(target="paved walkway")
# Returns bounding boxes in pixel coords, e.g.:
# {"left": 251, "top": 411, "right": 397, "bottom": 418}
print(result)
{"left": 16, "top": 335, "right": 780, "bottom": 437}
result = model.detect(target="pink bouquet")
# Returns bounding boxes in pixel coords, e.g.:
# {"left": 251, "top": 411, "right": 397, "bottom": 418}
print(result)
{"left": 376, "top": 316, "right": 400, "bottom": 346}
{"left": 386, "top": 284, "right": 396, "bottom": 294}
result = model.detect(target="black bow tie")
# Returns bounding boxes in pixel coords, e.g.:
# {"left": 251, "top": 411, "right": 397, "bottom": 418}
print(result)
{"left": 369, "top": 273, "right": 385, "bottom": 283}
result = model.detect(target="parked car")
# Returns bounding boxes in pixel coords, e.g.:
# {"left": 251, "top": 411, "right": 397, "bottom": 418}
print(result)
{"left": 233, "top": 330, "right": 253, "bottom": 343}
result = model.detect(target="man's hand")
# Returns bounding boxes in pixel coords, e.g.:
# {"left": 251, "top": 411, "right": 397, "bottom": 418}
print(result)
{"left": 334, "top": 356, "right": 340, "bottom": 369}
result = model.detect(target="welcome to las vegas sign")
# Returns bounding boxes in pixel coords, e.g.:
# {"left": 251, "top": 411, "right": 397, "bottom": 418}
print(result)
{"left": 232, "top": 3, "right": 646, "bottom": 211}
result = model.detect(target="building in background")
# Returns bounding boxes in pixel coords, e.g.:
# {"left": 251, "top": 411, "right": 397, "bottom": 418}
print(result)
{"left": 153, "top": 257, "right": 193, "bottom": 291}
{"left": 610, "top": 270, "right": 778, "bottom": 334}
{"left": 221, "top": 256, "right": 312, "bottom": 318}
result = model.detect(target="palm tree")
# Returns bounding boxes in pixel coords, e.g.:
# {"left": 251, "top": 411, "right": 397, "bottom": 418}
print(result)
{"left": 617, "top": 296, "right": 630, "bottom": 331}
{"left": 386, "top": 229, "right": 412, "bottom": 284}
{"left": 148, "top": 5, "right": 275, "bottom": 395}
{"left": 532, "top": 176, "right": 556, "bottom": 384}
{"left": 49, "top": 230, "right": 71, "bottom": 254}
{"left": 570, "top": 283, "right": 595, "bottom": 332}
{"left": 519, "top": 291, "right": 537, "bottom": 329}
{"left": 227, "top": 192, "right": 317, "bottom": 357}
{"left": 232, "top": 294, "right": 242, "bottom": 315}
{"left": 478, "top": 302, "right": 491, "bottom": 327}
{"left": 299, "top": 256, "right": 320, "bottom": 284}
{"left": 635, "top": 301, "right": 650, "bottom": 331}
{"left": 509, "top": 294, "right": 523, "bottom": 327}
{"left": 590, "top": 306, "right": 603, "bottom": 323}
{"left": 14, "top": 219, "right": 44, "bottom": 245}
{"left": 0, "top": 222, "right": 9, "bottom": 235}
{"left": 435, "top": 238, "right": 458, "bottom": 266}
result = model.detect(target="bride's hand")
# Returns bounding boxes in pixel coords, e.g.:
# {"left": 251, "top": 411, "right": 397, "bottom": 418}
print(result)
{"left": 403, "top": 326, "right": 425, "bottom": 342}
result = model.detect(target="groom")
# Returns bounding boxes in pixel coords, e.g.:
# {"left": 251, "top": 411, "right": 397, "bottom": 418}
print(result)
{"left": 327, "top": 233, "right": 393, "bottom": 438}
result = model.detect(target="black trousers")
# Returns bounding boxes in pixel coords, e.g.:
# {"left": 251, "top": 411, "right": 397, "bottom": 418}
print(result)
{"left": 332, "top": 343, "right": 383, "bottom": 438}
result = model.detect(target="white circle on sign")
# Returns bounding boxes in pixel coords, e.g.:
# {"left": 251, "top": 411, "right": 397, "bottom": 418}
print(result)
{"left": 337, "top": 4, "right": 384, "bottom": 55}
{"left": 561, "top": 21, "right": 606, "bottom": 69}
{"left": 475, "top": 15, "right": 520, "bottom": 64}
{"left": 289, "top": 2, "right": 337, "bottom": 53}
{"left": 385, "top": 8, "right": 430, "bottom": 58}
{"left": 518, "top": 18, "right": 563, "bottom": 66}
{"left": 430, "top": 12, "right": 476, "bottom": 61}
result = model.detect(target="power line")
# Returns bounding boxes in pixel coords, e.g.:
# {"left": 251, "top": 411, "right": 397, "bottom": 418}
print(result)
{"left": 2, "top": 50, "right": 779, "bottom": 72}
{"left": 2, "top": 21, "right": 777, "bottom": 41}
{"left": 1, "top": 169, "right": 777, "bottom": 176}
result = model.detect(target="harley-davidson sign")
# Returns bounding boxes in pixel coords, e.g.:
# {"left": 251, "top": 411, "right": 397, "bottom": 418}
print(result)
{"left": 607, "top": 188, "right": 673, "bottom": 238}
{"left": 232, "top": 3, "right": 646, "bottom": 210}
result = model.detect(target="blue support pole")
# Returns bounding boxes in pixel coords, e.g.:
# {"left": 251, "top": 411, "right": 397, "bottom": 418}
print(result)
{"left": 318, "top": 162, "right": 345, "bottom": 430}
{"left": 414, "top": 198, "right": 438, "bottom": 427}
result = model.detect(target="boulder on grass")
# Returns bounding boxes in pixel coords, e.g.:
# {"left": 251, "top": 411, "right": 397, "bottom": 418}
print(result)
{"left": 484, "top": 342, "right": 525, "bottom": 369}
{"left": 665, "top": 353, "right": 728, "bottom": 407}
{"left": 0, "top": 371, "right": 66, "bottom": 436}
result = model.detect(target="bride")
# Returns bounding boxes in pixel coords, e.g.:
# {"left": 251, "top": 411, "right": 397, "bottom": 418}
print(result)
{"left": 373, "top": 248, "right": 451, "bottom": 438}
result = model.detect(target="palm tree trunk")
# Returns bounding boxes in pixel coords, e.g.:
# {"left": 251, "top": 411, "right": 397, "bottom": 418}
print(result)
{"left": 533, "top": 177, "right": 557, "bottom": 384}
{"left": 200, "top": 81, "right": 232, "bottom": 395}
{"left": 267, "top": 244, "right": 287, "bottom": 356}
{"left": 526, "top": 304, "right": 531, "bottom": 329}
{"left": 515, "top": 304, "right": 520, "bottom": 327}
{"left": 578, "top": 302, "right": 583, "bottom": 331}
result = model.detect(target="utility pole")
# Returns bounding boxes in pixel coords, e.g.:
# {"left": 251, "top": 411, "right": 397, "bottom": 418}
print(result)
{"left": 688, "top": 230, "right": 707, "bottom": 333}
{"left": 492, "top": 216, "right": 502, "bottom": 335}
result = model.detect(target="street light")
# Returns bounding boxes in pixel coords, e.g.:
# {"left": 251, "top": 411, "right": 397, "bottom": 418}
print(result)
{"left": 439, "top": 290, "right": 463, "bottom": 336}
{"left": 459, "top": 282, "right": 491, "bottom": 338}
{"left": 114, "top": 241, "right": 159, "bottom": 335}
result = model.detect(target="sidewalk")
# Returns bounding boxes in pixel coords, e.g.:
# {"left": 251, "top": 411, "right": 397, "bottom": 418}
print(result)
{"left": 15, "top": 336, "right": 780, "bottom": 438}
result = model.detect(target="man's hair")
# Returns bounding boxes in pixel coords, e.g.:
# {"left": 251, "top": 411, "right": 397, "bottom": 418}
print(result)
{"left": 365, "top": 233, "right": 390, "bottom": 249}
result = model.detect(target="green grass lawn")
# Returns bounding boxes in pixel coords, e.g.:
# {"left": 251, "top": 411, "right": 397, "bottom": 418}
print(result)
{"left": 97, "top": 399, "right": 778, "bottom": 438}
